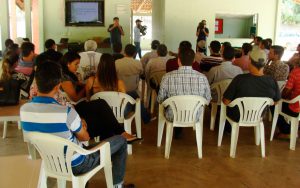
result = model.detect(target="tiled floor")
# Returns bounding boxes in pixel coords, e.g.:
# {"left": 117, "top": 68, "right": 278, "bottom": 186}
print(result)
{"left": 0, "top": 109, "right": 300, "bottom": 188}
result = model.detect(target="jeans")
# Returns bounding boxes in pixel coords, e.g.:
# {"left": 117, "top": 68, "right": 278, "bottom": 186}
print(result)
{"left": 125, "top": 90, "right": 151, "bottom": 124}
{"left": 72, "top": 135, "right": 127, "bottom": 185}
{"left": 134, "top": 42, "right": 142, "bottom": 59}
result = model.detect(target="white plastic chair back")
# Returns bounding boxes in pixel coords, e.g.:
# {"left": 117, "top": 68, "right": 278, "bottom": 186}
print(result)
{"left": 91, "top": 92, "right": 136, "bottom": 123}
{"left": 230, "top": 97, "right": 274, "bottom": 126}
{"left": 162, "top": 95, "right": 208, "bottom": 126}
{"left": 210, "top": 79, "right": 232, "bottom": 104}
{"left": 277, "top": 80, "right": 287, "bottom": 92}
{"left": 26, "top": 132, "right": 113, "bottom": 188}
{"left": 159, "top": 95, "right": 209, "bottom": 159}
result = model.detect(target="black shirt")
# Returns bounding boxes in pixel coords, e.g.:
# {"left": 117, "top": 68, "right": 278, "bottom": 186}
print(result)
{"left": 108, "top": 24, "right": 123, "bottom": 44}
{"left": 223, "top": 73, "right": 281, "bottom": 121}
{"left": 35, "top": 49, "right": 63, "bottom": 65}
{"left": 112, "top": 53, "right": 124, "bottom": 61}
{"left": 197, "top": 27, "right": 209, "bottom": 41}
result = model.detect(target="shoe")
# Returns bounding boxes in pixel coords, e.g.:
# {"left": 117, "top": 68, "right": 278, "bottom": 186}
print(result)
{"left": 123, "top": 183, "right": 135, "bottom": 188}
{"left": 275, "top": 133, "right": 290, "bottom": 140}
{"left": 127, "top": 137, "right": 143, "bottom": 144}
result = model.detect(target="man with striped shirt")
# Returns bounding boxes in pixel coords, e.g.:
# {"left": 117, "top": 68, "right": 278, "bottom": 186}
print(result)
{"left": 21, "top": 61, "right": 133, "bottom": 188}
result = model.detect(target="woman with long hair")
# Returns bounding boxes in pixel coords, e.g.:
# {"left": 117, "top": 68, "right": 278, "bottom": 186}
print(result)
{"left": 60, "top": 51, "right": 85, "bottom": 102}
{"left": 85, "top": 53, "right": 126, "bottom": 100}
{"left": 77, "top": 53, "right": 138, "bottom": 141}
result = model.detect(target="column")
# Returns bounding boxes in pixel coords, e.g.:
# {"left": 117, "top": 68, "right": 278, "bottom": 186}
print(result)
{"left": 24, "top": 0, "right": 32, "bottom": 41}
{"left": 0, "top": 0, "right": 10, "bottom": 52}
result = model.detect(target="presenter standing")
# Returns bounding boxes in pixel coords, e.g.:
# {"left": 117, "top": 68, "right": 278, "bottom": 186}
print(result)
{"left": 134, "top": 19, "right": 143, "bottom": 59}
{"left": 108, "top": 17, "right": 124, "bottom": 53}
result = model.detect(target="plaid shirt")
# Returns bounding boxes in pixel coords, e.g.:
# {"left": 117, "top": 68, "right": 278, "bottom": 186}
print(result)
{"left": 157, "top": 66, "right": 211, "bottom": 121}
{"left": 264, "top": 60, "right": 289, "bottom": 81}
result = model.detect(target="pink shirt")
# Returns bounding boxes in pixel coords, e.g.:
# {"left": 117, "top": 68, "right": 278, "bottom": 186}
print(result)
{"left": 233, "top": 55, "right": 251, "bottom": 71}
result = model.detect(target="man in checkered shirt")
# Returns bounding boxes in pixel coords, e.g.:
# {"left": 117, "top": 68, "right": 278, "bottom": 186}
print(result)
{"left": 157, "top": 47, "right": 211, "bottom": 138}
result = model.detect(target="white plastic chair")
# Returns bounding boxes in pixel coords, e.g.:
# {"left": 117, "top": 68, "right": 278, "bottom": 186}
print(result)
{"left": 270, "top": 95, "right": 300, "bottom": 150}
{"left": 218, "top": 97, "right": 274, "bottom": 158}
{"left": 91, "top": 92, "right": 141, "bottom": 155}
{"left": 157, "top": 95, "right": 209, "bottom": 159}
{"left": 268, "top": 80, "right": 287, "bottom": 122}
{"left": 27, "top": 132, "right": 113, "bottom": 188}
{"left": 210, "top": 79, "right": 232, "bottom": 131}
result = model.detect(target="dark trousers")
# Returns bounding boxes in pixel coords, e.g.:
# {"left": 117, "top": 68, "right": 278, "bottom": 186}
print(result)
{"left": 75, "top": 99, "right": 125, "bottom": 140}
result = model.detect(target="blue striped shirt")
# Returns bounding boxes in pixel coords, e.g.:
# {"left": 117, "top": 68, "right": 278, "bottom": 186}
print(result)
{"left": 21, "top": 96, "right": 84, "bottom": 167}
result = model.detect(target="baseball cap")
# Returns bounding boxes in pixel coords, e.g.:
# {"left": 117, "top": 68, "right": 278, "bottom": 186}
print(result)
{"left": 250, "top": 49, "right": 267, "bottom": 63}
{"left": 136, "top": 19, "right": 143, "bottom": 23}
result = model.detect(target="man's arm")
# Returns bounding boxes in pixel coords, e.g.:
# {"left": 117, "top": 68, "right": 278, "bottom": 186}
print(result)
{"left": 157, "top": 76, "right": 168, "bottom": 104}
{"left": 119, "top": 26, "right": 124, "bottom": 36}
{"left": 281, "top": 88, "right": 292, "bottom": 100}
{"left": 107, "top": 24, "right": 115, "bottom": 32}
{"left": 75, "top": 119, "right": 90, "bottom": 141}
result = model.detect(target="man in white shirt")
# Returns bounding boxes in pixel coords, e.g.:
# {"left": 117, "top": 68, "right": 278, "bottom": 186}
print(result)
{"left": 207, "top": 46, "right": 243, "bottom": 84}
{"left": 134, "top": 19, "right": 143, "bottom": 59}
{"left": 78, "top": 40, "right": 102, "bottom": 81}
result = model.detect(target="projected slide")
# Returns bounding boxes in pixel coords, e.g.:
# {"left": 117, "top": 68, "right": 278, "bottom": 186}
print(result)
{"left": 71, "top": 2, "right": 99, "bottom": 22}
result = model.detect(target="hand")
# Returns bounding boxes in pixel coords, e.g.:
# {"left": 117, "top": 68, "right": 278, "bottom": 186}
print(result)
{"left": 81, "top": 119, "right": 88, "bottom": 130}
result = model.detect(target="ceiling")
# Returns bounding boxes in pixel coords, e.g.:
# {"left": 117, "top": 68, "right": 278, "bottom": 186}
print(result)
{"left": 131, "top": 0, "right": 152, "bottom": 14}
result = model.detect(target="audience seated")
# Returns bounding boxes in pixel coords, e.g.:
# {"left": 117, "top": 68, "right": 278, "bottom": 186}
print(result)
{"left": 112, "top": 42, "right": 124, "bottom": 61}
{"left": 275, "top": 58, "right": 300, "bottom": 139}
{"left": 233, "top": 43, "right": 252, "bottom": 72}
{"left": 145, "top": 44, "right": 172, "bottom": 92}
{"left": 3, "top": 39, "right": 14, "bottom": 56}
{"left": 60, "top": 51, "right": 86, "bottom": 102}
{"left": 20, "top": 61, "right": 134, "bottom": 188}
{"left": 140, "top": 40, "right": 160, "bottom": 68}
{"left": 36, "top": 39, "right": 63, "bottom": 65}
{"left": 260, "top": 39, "right": 270, "bottom": 56}
{"left": 0, "top": 51, "right": 26, "bottom": 105}
{"left": 199, "top": 40, "right": 223, "bottom": 72}
{"left": 222, "top": 49, "right": 280, "bottom": 124}
{"left": 78, "top": 40, "right": 102, "bottom": 81}
{"left": 207, "top": 46, "right": 243, "bottom": 84}
{"left": 158, "top": 48, "right": 211, "bottom": 138}
{"left": 115, "top": 44, "right": 151, "bottom": 124}
{"left": 220, "top": 41, "right": 231, "bottom": 55}
{"left": 252, "top": 36, "right": 262, "bottom": 50}
{"left": 115, "top": 44, "right": 143, "bottom": 93}
{"left": 264, "top": 45, "right": 289, "bottom": 81}
{"left": 85, "top": 53, "right": 126, "bottom": 100}
{"left": 166, "top": 41, "right": 200, "bottom": 72}
{"left": 15, "top": 42, "right": 35, "bottom": 76}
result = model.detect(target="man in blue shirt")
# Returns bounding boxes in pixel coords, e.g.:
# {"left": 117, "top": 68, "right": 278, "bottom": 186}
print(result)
{"left": 21, "top": 61, "right": 134, "bottom": 188}
{"left": 108, "top": 17, "right": 124, "bottom": 53}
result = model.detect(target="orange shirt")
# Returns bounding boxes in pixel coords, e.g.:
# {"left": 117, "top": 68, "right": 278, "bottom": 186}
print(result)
{"left": 285, "top": 67, "right": 300, "bottom": 112}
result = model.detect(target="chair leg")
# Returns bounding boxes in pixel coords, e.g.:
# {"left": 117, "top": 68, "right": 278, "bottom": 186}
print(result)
{"left": 125, "top": 121, "right": 133, "bottom": 154}
{"left": 290, "top": 119, "right": 298, "bottom": 150}
{"left": 210, "top": 104, "right": 218, "bottom": 131}
{"left": 270, "top": 107, "right": 279, "bottom": 141}
{"left": 18, "top": 121, "right": 22, "bottom": 130}
{"left": 195, "top": 122, "right": 203, "bottom": 159}
{"left": 27, "top": 143, "right": 37, "bottom": 160}
{"left": 135, "top": 100, "right": 142, "bottom": 139}
{"left": 150, "top": 89, "right": 156, "bottom": 114}
{"left": 103, "top": 150, "right": 114, "bottom": 188}
{"left": 254, "top": 126, "right": 260, "bottom": 146}
{"left": 260, "top": 123, "right": 265, "bottom": 157}
{"left": 157, "top": 105, "right": 165, "bottom": 147}
{"left": 127, "top": 144, "right": 132, "bottom": 155}
{"left": 37, "top": 162, "right": 47, "bottom": 188}
{"left": 218, "top": 104, "right": 226, "bottom": 146}
{"left": 57, "top": 179, "right": 66, "bottom": 188}
{"left": 230, "top": 125, "right": 239, "bottom": 158}
{"left": 164, "top": 123, "right": 173, "bottom": 159}
{"left": 2, "top": 121, "right": 8, "bottom": 139}
{"left": 268, "top": 109, "right": 272, "bottom": 122}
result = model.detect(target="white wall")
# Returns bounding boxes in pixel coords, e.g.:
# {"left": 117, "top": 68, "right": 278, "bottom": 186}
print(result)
{"left": 43, "top": 0, "right": 131, "bottom": 45}
{"left": 0, "top": 0, "right": 9, "bottom": 52}
{"left": 163, "top": 0, "right": 278, "bottom": 51}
